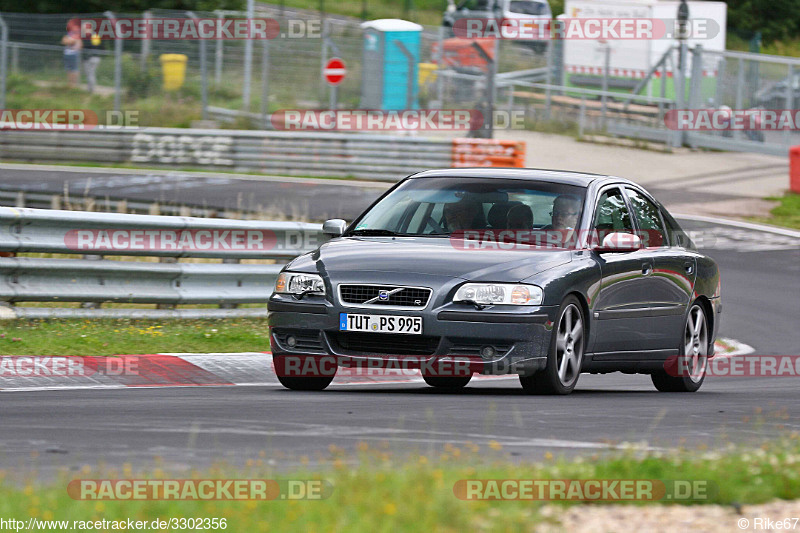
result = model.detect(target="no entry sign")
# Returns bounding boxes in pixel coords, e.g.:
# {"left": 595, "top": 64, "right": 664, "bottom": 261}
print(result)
{"left": 323, "top": 58, "right": 346, "bottom": 86}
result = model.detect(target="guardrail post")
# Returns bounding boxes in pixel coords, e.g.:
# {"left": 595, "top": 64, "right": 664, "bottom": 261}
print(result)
{"left": 434, "top": 26, "right": 444, "bottom": 109}
{"left": 471, "top": 41, "right": 495, "bottom": 139}
{"left": 320, "top": 18, "right": 329, "bottom": 104}
{"left": 15, "top": 191, "right": 24, "bottom": 208}
{"left": 188, "top": 12, "right": 209, "bottom": 121}
{"left": 394, "top": 40, "right": 416, "bottom": 110}
{"left": 242, "top": 0, "right": 255, "bottom": 111}
{"left": 688, "top": 45, "right": 704, "bottom": 149}
{"left": 105, "top": 11, "right": 123, "bottom": 113}
{"left": 140, "top": 11, "right": 151, "bottom": 71}
{"left": 214, "top": 10, "right": 224, "bottom": 86}
{"left": 220, "top": 258, "right": 241, "bottom": 309}
{"left": 0, "top": 14, "right": 8, "bottom": 111}
{"left": 545, "top": 36, "right": 554, "bottom": 120}
{"left": 734, "top": 57, "right": 745, "bottom": 141}
{"left": 601, "top": 45, "right": 610, "bottom": 131}
{"left": 784, "top": 64, "right": 794, "bottom": 148}
{"left": 80, "top": 255, "right": 102, "bottom": 309}
{"left": 578, "top": 96, "right": 586, "bottom": 139}
{"left": 261, "top": 39, "right": 270, "bottom": 128}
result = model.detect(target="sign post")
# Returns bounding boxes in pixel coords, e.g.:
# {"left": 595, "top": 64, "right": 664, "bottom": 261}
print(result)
{"left": 323, "top": 58, "right": 346, "bottom": 110}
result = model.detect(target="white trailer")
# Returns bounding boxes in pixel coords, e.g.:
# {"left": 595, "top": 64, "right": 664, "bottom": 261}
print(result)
{"left": 561, "top": 0, "right": 726, "bottom": 98}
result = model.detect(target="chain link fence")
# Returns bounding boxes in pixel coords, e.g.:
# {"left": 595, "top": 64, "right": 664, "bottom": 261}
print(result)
{"left": 0, "top": 8, "right": 797, "bottom": 155}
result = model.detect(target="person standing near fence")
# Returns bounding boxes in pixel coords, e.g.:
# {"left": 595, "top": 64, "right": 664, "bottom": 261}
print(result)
{"left": 61, "top": 19, "right": 83, "bottom": 88}
{"left": 82, "top": 22, "right": 104, "bottom": 94}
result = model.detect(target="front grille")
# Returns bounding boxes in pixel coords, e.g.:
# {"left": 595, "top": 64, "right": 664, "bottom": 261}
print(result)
{"left": 339, "top": 285, "right": 432, "bottom": 308}
{"left": 330, "top": 332, "right": 441, "bottom": 356}
{"left": 272, "top": 329, "right": 324, "bottom": 352}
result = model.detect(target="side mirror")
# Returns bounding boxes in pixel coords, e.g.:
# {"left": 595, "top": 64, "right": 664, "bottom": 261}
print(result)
{"left": 322, "top": 219, "right": 347, "bottom": 237}
{"left": 594, "top": 232, "right": 642, "bottom": 254}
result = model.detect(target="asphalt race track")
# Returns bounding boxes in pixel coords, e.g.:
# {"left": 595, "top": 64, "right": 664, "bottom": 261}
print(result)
{"left": 1, "top": 168, "right": 799, "bottom": 478}
{"left": 0, "top": 164, "right": 389, "bottom": 221}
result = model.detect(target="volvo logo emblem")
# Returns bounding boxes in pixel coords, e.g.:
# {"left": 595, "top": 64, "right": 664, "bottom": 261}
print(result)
{"left": 378, "top": 290, "right": 389, "bottom": 300}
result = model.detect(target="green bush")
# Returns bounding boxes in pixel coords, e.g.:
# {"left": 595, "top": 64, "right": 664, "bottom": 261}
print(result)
{"left": 121, "top": 55, "right": 159, "bottom": 100}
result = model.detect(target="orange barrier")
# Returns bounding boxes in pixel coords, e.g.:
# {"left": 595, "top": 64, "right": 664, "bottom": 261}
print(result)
{"left": 431, "top": 38, "right": 496, "bottom": 71}
{"left": 790, "top": 146, "right": 800, "bottom": 194}
{"left": 452, "top": 138, "right": 526, "bottom": 168}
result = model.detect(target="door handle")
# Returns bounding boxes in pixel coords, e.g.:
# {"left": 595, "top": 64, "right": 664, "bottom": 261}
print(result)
{"left": 642, "top": 263, "right": 653, "bottom": 276}
{"left": 684, "top": 262, "right": 694, "bottom": 275}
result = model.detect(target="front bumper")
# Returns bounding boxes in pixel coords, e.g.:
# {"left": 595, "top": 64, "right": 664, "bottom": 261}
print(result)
{"left": 267, "top": 295, "right": 559, "bottom": 375}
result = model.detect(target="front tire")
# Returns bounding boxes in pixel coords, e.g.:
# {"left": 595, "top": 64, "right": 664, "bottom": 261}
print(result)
{"left": 651, "top": 303, "right": 708, "bottom": 392}
{"left": 274, "top": 354, "right": 336, "bottom": 391}
{"left": 277, "top": 375, "right": 334, "bottom": 391}
{"left": 520, "top": 296, "right": 584, "bottom": 395}
{"left": 422, "top": 375, "right": 472, "bottom": 389}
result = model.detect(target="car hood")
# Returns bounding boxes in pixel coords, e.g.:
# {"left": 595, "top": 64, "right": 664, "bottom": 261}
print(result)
{"left": 288, "top": 236, "right": 572, "bottom": 283}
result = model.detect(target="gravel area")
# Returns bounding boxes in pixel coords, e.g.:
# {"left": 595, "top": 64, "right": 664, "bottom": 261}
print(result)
{"left": 538, "top": 500, "right": 800, "bottom": 532}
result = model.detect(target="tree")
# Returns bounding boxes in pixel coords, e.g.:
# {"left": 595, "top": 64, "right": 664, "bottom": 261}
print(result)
{"left": 725, "top": 0, "right": 799, "bottom": 43}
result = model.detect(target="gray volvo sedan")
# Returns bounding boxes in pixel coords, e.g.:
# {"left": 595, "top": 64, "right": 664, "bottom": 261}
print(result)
{"left": 268, "top": 168, "right": 721, "bottom": 394}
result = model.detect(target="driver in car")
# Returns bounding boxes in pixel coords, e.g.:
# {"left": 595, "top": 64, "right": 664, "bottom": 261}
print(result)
{"left": 542, "top": 195, "right": 581, "bottom": 247}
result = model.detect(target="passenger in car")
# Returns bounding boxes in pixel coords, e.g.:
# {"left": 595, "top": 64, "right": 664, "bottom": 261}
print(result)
{"left": 443, "top": 198, "right": 484, "bottom": 231}
{"left": 507, "top": 204, "right": 534, "bottom": 230}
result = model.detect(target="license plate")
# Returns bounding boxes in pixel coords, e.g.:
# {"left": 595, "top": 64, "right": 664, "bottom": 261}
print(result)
{"left": 339, "top": 313, "right": 423, "bottom": 335}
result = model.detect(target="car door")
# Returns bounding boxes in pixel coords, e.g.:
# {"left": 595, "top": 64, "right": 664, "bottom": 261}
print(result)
{"left": 590, "top": 187, "right": 659, "bottom": 356}
{"left": 625, "top": 187, "right": 696, "bottom": 351}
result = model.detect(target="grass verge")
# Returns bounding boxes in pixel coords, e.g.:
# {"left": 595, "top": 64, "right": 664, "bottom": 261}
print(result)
{"left": 2, "top": 434, "right": 800, "bottom": 530}
{"left": 749, "top": 192, "right": 800, "bottom": 230}
{"left": 0, "top": 318, "right": 270, "bottom": 356}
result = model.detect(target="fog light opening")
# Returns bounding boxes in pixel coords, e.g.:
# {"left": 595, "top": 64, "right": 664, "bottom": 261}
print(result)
{"left": 286, "top": 335, "right": 297, "bottom": 348}
{"left": 480, "top": 345, "right": 497, "bottom": 360}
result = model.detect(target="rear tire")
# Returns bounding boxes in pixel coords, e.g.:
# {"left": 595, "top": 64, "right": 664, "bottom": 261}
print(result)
{"left": 520, "top": 295, "right": 584, "bottom": 395}
{"left": 651, "top": 303, "right": 708, "bottom": 392}
{"left": 422, "top": 375, "right": 472, "bottom": 389}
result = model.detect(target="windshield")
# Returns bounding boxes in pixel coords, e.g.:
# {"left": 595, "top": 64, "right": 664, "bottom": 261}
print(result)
{"left": 348, "top": 177, "right": 586, "bottom": 246}
{"left": 509, "top": 0, "right": 548, "bottom": 15}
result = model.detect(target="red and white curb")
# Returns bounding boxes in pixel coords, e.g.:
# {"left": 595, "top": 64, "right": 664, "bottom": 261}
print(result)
{"left": 0, "top": 338, "right": 753, "bottom": 392}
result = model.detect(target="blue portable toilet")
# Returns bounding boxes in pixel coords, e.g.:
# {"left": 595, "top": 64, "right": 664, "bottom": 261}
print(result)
{"left": 360, "top": 19, "right": 422, "bottom": 110}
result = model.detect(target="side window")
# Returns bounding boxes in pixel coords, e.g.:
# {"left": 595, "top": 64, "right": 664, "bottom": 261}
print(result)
{"left": 592, "top": 188, "right": 633, "bottom": 244}
{"left": 626, "top": 189, "right": 667, "bottom": 248}
{"left": 662, "top": 210, "right": 695, "bottom": 249}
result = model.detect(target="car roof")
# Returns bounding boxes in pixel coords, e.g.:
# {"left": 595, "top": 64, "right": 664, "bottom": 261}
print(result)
{"left": 409, "top": 167, "right": 626, "bottom": 187}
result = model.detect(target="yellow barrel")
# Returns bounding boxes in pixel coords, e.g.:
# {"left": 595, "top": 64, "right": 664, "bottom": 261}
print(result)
{"left": 160, "top": 54, "right": 188, "bottom": 91}
{"left": 418, "top": 62, "right": 438, "bottom": 85}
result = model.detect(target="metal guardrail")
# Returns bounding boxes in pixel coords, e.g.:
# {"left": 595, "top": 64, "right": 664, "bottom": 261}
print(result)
{"left": 0, "top": 206, "right": 325, "bottom": 318}
{"left": 0, "top": 127, "right": 455, "bottom": 181}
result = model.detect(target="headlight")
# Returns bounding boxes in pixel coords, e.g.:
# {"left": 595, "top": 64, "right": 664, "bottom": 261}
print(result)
{"left": 275, "top": 272, "right": 325, "bottom": 296}
{"left": 454, "top": 283, "right": 543, "bottom": 306}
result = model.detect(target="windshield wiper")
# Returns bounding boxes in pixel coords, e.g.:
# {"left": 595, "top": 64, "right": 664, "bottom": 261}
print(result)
{"left": 348, "top": 229, "right": 403, "bottom": 237}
